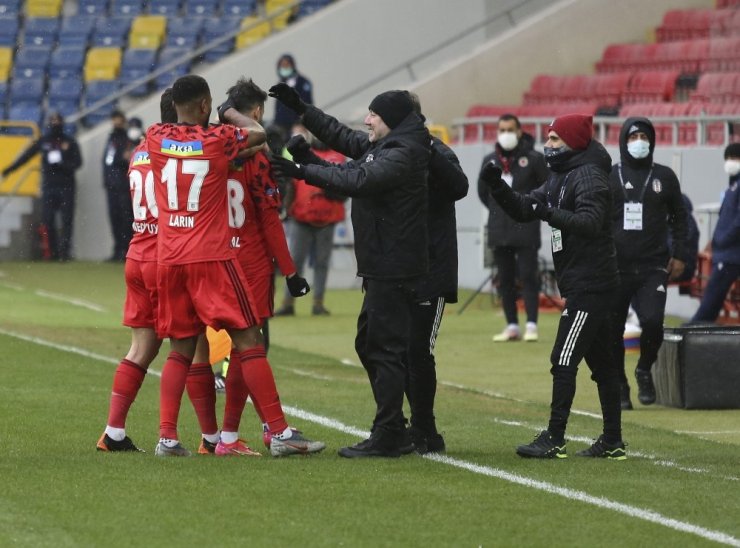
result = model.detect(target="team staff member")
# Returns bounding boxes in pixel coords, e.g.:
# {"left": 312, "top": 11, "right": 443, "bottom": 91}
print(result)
{"left": 103, "top": 110, "right": 135, "bottom": 261}
{"left": 608, "top": 117, "right": 688, "bottom": 409}
{"left": 146, "top": 75, "right": 323, "bottom": 457}
{"left": 270, "top": 84, "right": 430, "bottom": 458}
{"left": 477, "top": 114, "right": 548, "bottom": 342}
{"left": 2, "top": 112, "right": 82, "bottom": 261}
{"left": 482, "top": 114, "right": 625, "bottom": 460}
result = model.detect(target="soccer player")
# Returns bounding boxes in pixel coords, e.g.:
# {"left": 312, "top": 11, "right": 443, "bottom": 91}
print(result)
{"left": 148, "top": 75, "right": 324, "bottom": 457}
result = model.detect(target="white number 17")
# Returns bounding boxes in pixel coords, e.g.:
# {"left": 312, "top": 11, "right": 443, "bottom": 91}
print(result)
{"left": 161, "top": 158, "right": 210, "bottom": 211}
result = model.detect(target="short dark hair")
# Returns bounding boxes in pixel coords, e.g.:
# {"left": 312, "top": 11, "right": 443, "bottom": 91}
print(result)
{"left": 172, "top": 75, "right": 210, "bottom": 105}
{"left": 498, "top": 113, "right": 521, "bottom": 129}
{"left": 226, "top": 77, "right": 267, "bottom": 114}
{"left": 160, "top": 87, "right": 177, "bottom": 123}
{"left": 111, "top": 109, "right": 125, "bottom": 120}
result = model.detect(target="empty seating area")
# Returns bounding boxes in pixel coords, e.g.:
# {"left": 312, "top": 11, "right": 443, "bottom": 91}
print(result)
{"left": 461, "top": 1, "right": 740, "bottom": 146}
{"left": 0, "top": 0, "right": 335, "bottom": 132}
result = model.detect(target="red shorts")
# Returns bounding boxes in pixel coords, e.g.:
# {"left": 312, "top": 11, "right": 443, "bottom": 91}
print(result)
{"left": 244, "top": 270, "right": 274, "bottom": 322}
{"left": 157, "top": 259, "right": 259, "bottom": 339}
{"left": 123, "top": 258, "right": 158, "bottom": 328}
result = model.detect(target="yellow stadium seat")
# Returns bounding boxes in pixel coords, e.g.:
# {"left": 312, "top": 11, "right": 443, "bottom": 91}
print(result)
{"left": 129, "top": 15, "right": 166, "bottom": 49}
{"left": 26, "top": 0, "right": 62, "bottom": 17}
{"left": 0, "top": 47, "right": 13, "bottom": 81}
{"left": 265, "top": 0, "right": 295, "bottom": 30}
{"left": 236, "top": 16, "right": 271, "bottom": 49}
{"left": 84, "top": 47, "right": 122, "bottom": 82}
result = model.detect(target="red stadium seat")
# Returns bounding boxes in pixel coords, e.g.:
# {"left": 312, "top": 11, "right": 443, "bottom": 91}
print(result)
{"left": 593, "top": 71, "right": 633, "bottom": 107}
{"left": 523, "top": 74, "right": 562, "bottom": 104}
{"left": 623, "top": 71, "right": 680, "bottom": 103}
{"left": 707, "top": 36, "right": 740, "bottom": 71}
{"left": 463, "top": 105, "right": 521, "bottom": 143}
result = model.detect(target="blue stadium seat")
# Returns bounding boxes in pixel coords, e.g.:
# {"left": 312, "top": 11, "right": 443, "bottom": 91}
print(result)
{"left": 0, "top": 0, "right": 20, "bottom": 16}
{"left": 222, "top": 0, "right": 256, "bottom": 17}
{"left": 9, "top": 77, "right": 45, "bottom": 103}
{"left": 0, "top": 80, "right": 8, "bottom": 103}
{"left": 22, "top": 17, "right": 60, "bottom": 48}
{"left": 50, "top": 99, "right": 80, "bottom": 119}
{"left": 298, "top": 0, "right": 332, "bottom": 19}
{"left": 0, "top": 15, "right": 18, "bottom": 45}
{"left": 185, "top": 0, "right": 220, "bottom": 17}
{"left": 120, "top": 48, "right": 157, "bottom": 96}
{"left": 111, "top": 0, "right": 143, "bottom": 17}
{"left": 165, "top": 17, "right": 204, "bottom": 48}
{"left": 48, "top": 77, "right": 85, "bottom": 103}
{"left": 83, "top": 79, "right": 119, "bottom": 126}
{"left": 92, "top": 16, "right": 133, "bottom": 47}
{"left": 148, "top": 0, "right": 181, "bottom": 15}
{"left": 154, "top": 46, "right": 189, "bottom": 88}
{"left": 49, "top": 45, "right": 87, "bottom": 78}
{"left": 11, "top": 66, "right": 46, "bottom": 81}
{"left": 8, "top": 102, "right": 43, "bottom": 127}
{"left": 78, "top": 0, "right": 110, "bottom": 16}
{"left": 59, "top": 15, "right": 96, "bottom": 47}
{"left": 14, "top": 46, "right": 53, "bottom": 70}
{"left": 201, "top": 16, "right": 239, "bottom": 63}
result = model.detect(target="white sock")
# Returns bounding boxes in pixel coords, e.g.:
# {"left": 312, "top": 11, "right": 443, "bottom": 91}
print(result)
{"left": 105, "top": 426, "right": 126, "bottom": 442}
{"left": 221, "top": 431, "right": 239, "bottom": 444}
{"left": 507, "top": 324, "right": 520, "bottom": 332}
{"left": 159, "top": 438, "right": 179, "bottom": 448}
{"left": 203, "top": 432, "right": 220, "bottom": 444}
{"left": 526, "top": 322, "right": 537, "bottom": 330}
{"left": 275, "top": 426, "right": 293, "bottom": 440}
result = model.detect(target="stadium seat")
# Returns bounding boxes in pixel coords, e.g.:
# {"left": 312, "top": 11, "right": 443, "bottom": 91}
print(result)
{"left": 223, "top": 0, "right": 256, "bottom": 17}
{"left": 622, "top": 70, "right": 680, "bottom": 103}
{"left": 8, "top": 102, "right": 43, "bottom": 126}
{"left": 129, "top": 14, "right": 166, "bottom": 49}
{"left": 0, "top": 1, "right": 20, "bottom": 16}
{"left": 0, "top": 15, "right": 19, "bottom": 46}
{"left": 92, "top": 16, "right": 132, "bottom": 47}
{"left": 707, "top": 36, "right": 740, "bottom": 72}
{"left": 0, "top": 46, "right": 11, "bottom": 80}
{"left": 48, "top": 76, "right": 84, "bottom": 103}
{"left": 58, "top": 15, "right": 96, "bottom": 47}
{"left": 111, "top": 0, "right": 143, "bottom": 17}
{"left": 708, "top": 8, "right": 738, "bottom": 38}
{"left": 14, "top": 46, "right": 53, "bottom": 71}
{"left": 78, "top": 0, "right": 109, "bottom": 15}
{"left": 154, "top": 46, "right": 189, "bottom": 88}
{"left": 592, "top": 71, "right": 632, "bottom": 107}
{"left": 83, "top": 79, "right": 119, "bottom": 126}
{"left": 523, "top": 74, "right": 561, "bottom": 105}
{"left": 656, "top": 9, "right": 711, "bottom": 42}
{"left": 120, "top": 48, "right": 157, "bottom": 96}
{"left": 9, "top": 77, "right": 45, "bottom": 104}
{"left": 463, "top": 104, "right": 520, "bottom": 142}
{"left": 11, "top": 66, "right": 46, "bottom": 82}
{"left": 185, "top": 0, "right": 219, "bottom": 17}
{"left": 49, "top": 45, "right": 87, "bottom": 78}
{"left": 201, "top": 17, "right": 239, "bottom": 63}
{"left": 236, "top": 16, "right": 271, "bottom": 49}
{"left": 26, "top": 0, "right": 63, "bottom": 17}
{"left": 166, "top": 17, "right": 204, "bottom": 48}
{"left": 84, "top": 47, "right": 122, "bottom": 81}
{"left": 266, "top": 0, "right": 294, "bottom": 29}
{"left": 298, "top": 0, "right": 332, "bottom": 19}
{"left": 50, "top": 99, "right": 80, "bottom": 119}
{"left": 148, "top": 0, "right": 180, "bottom": 15}
{"left": 22, "top": 16, "right": 60, "bottom": 47}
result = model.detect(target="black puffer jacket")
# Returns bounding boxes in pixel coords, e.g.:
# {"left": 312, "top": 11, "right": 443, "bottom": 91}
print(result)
{"left": 477, "top": 141, "right": 548, "bottom": 248}
{"left": 301, "top": 105, "right": 430, "bottom": 280}
{"left": 489, "top": 139, "right": 619, "bottom": 298}
{"left": 608, "top": 117, "right": 688, "bottom": 274}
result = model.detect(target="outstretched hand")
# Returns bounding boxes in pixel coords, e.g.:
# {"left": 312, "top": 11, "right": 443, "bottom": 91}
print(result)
{"left": 268, "top": 83, "right": 306, "bottom": 115}
{"left": 270, "top": 154, "right": 306, "bottom": 179}
{"left": 479, "top": 161, "right": 505, "bottom": 193}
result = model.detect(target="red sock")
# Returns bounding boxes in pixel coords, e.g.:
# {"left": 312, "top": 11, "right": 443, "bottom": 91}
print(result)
{"left": 107, "top": 359, "right": 147, "bottom": 428}
{"left": 222, "top": 350, "right": 248, "bottom": 433}
{"left": 185, "top": 362, "right": 218, "bottom": 435}
{"left": 237, "top": 346, "right": 288, "bottom": 433}
{"left": 159, "top": 351, "right": 191, "bottom": 440}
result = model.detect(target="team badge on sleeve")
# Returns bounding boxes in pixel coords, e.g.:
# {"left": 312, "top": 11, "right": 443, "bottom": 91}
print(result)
{"left": 519, "top": 157, "right": 529, "bottom": 168}
{"left": 132, "top": 151, "right": 150, "bottom": 166}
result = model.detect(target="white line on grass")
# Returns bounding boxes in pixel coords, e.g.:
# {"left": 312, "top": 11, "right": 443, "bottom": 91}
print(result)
{"left": 0, "top": 281, "right": 24, "bottom": 291}
{"left": 3, "top": 328, "right": 739, "bottom": 548}
{"left": 34, "top": 290, "right": 106, "bottom": 312}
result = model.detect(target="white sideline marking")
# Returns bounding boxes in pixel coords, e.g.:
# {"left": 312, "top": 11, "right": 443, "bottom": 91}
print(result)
{"left": 34, "top": 290, "right": 106, "bottom": 312}
{"left": 3, "top": 328, "right": 739, "bottom": 547}
{"left": 0, "top": 281, "right": 24, "bottom": 291}
{"left": 676, "top": 431, "right": 740, "bottom": 435}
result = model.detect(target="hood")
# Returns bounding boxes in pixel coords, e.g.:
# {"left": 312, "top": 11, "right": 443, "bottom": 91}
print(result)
{"left": 619, "top": 116, "right": 655, "bottom": 168}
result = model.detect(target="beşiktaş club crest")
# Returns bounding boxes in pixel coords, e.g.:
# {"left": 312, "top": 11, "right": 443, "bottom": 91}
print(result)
{"left": 518, "top": 157, "right": 529, "bottom": 167}
{"left": 652, "top": 178, "right": 662, "bottom": 193}
{"left": 365, "top": 154, "right": 374, "bottom": 163}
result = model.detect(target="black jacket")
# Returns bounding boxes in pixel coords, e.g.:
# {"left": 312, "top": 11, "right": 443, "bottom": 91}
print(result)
{"left": 301, "top": 104, "right": 430, "bottom": 280}
{"left": 489, "top": 140, "right": 619, "bottom": 298}
{"left": 3, "top": 130, "right": 82, "bottom": 186}
{"left": 103, "top": 128, "right": 131, "bottom": 189}
{"left": 608, "top": 117, "right": 688, "bottom": 274}
{"left": 477, "top": 141, "right": 548, "bottom": 248}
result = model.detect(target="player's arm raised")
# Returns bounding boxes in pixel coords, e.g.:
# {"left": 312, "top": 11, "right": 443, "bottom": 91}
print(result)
{"left": 217, "top": 100, "right": 266, "bottom": 151}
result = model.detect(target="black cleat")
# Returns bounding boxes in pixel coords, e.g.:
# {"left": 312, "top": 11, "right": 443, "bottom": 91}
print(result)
{"left": 516, "top": 430, "right": 567, "bottom": 459}
{"left": 96, "top": 433, "right": 144, "bottom": 452}
{"left": 576, "top": 435, "right": 627, "bottom": 460}
{"left": 635, "top": 369, "right": 656, "bottom": 405}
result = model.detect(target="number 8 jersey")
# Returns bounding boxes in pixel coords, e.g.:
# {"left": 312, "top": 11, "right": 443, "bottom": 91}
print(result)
{"left": 146, "top": 122, "right": 250, "bottom": 265}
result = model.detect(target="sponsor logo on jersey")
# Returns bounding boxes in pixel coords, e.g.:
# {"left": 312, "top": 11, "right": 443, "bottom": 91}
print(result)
{"left": 161, "top": 139, "right": 204, "bottom": 157}
{"left": 132, "top": 151, "right": 150, "bottom": 166}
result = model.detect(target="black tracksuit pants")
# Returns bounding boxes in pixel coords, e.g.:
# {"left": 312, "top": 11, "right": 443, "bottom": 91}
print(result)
{"left": 404, "top": 297, "right": 445, "bottom": 434}
{"left": 493, "top": 245, "right": 540, "bottom": 325}
{"left": 548, "top": 292, "right": 622, "bottom": 444}
{"left": 355, "top": 278, "right": 417, "bottom": 441}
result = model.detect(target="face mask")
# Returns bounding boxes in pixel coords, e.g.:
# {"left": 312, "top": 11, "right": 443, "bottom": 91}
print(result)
{"left": 543, "top": 145, "right": 575, "bottom": 170}
{"left": 49, "top": 124, "right": 64, "bottom": 136}
{"left": 128, "top": 127, "right": 142, "bottom": 141}
{"left": 497, "top": 132, "right": 518, "bottom": 151}
{"left": 278, "top": 67, "right": 294, "bottom": 79}
{"left": 627, "top": 139, "right": 650, "bottom": 159}
{"left": 724, "top": 159, "right": 740, "bottom": 176}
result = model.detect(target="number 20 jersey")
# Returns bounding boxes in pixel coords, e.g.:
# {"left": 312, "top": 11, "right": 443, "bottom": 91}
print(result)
{"left": 145, "top": 123, "right": 249, "bottom": 265}
{"left": 126, "top": 141, "right": 158, "bottom": 262}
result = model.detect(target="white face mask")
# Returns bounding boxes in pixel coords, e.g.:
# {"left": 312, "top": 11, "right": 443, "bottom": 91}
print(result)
{"left": 724, "top": 159, "right": 740, "bottom": 176}
{"left": 127, "top": 127, "right": 142, "bottom": 141}
{"left": 497, "top": 132, "right": 518, "bottom": 151}
{"left": 627, "top": 139, "right": 650, "bottom": 159}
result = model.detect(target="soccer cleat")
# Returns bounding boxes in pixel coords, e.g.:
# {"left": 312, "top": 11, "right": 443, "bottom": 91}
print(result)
{"left": 154, "top": 440, "right": 192, "bottom": 457}
{"left": 214, "top": 372, "right": 226, "bottom": 393}
{"left": 523, "top": 325, "right": 539, "bottom": 342}
{"left": 96, "top": 433, "right": 144, "bottom": 452}
{"left": 516, "top": 430, "right": 567, "bottom": 459}
{"left": 270, "top": 431, "right": 326, "bottom": 457}
{"left": 635, "top": 369, "right": 656, "bottom": 405}
{"left": 492, "top": 326, "right": 521, "bottom": 342}
{"left": 620, "top": 382, "right": 634, "bottom": 411}
{"left": 576, "top": 435, "right": 627, "bottom": 460}
{"left": 215, "top": 439, "right": 261, "bottom": 457}
{"left": 198, "top": 438, "right": 218, "bottom": 454}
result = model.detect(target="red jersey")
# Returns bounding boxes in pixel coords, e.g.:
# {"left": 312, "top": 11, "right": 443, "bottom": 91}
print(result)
{"left": 126, "top": 141, "right": 158, "bottom": 261}
{"left": 146, "top": 123, "right": 249, "bottom": 265}
{"left": 228, "top": 150, "right": 295, "bottom": 278}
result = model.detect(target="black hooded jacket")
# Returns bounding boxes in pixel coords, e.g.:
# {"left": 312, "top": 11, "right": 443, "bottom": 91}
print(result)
{"left": 3, "top": 128, "right": 82, "bottom": 186}
{"left": 300, "top": 104, "right": 430, "bottom": 280}
{"left": 608, "top": 117, "right": 688, "bottom": 274}
{"left": 489, "top": 140, "right": 619, "bottom": 298}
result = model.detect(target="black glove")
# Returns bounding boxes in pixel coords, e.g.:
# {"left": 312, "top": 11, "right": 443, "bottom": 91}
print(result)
{"left": 479, "top": 161, "right": 505, "bottom": 193}
{"left": 217, "top": 97, "right": 238, "bottom": 124}
{"left": 286, "top": 274, "right": 310, "bottom": 297}
{"left": 270, "top": 154, "right": 306, "bottom": 179}
{"left": 526, "top": 195, "right": 552, "bottom": 222}
{"left": 286, "top": 135, "right": 312, "bottom": 162}
{"left": 268, "top": 83, "right": 306, "bottom": 115}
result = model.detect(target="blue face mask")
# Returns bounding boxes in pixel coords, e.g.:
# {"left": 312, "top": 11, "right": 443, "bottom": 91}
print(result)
{"left": 627, "top": 139, "right": 650, "bottom": 159}
{"left": 278, "top": 67, "right": 294, "bottom": 79}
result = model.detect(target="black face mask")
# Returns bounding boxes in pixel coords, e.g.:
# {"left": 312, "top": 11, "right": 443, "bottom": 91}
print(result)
{"left": 543, "top": 146, "right": 577, "bottom": 171}
{"left": 49, "top": 124, "right": 64, "bottom": 136}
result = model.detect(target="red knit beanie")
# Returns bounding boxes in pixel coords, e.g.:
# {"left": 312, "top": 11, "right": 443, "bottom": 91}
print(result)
{"left": 548, "top": 114, "right": 593, "bottom": 150}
